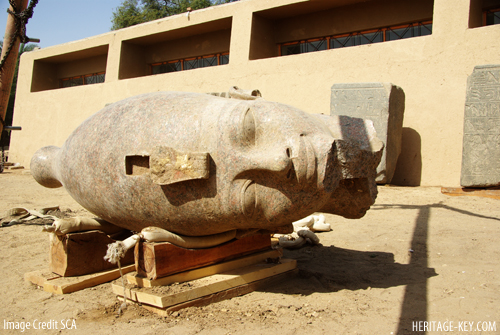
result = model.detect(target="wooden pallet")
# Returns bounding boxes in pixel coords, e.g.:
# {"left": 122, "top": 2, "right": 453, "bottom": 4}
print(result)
{"left": 25, "top": 264, "right": 135, "bottom": 294}
{"left": 113, "top": 258, "right": 297, "bottom": 315}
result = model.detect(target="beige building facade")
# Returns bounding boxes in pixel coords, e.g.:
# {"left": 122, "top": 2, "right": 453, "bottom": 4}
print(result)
{"left": 9, "top": 0, "right": 500, "bottom": 186}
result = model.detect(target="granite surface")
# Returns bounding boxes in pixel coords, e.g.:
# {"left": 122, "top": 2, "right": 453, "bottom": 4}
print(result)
{"left": 331, "top": 83, "right": 404, "bottom": 184}
{"left": 461, "top": 65, "right": 500, "bottom": 187}
{"left": 31, "top": 91, "right": 383, "bottom": 236}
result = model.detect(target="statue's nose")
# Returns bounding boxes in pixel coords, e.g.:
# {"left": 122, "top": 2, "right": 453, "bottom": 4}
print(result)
{"left": 236, "top": 146, "right": 292, "bottom": 176}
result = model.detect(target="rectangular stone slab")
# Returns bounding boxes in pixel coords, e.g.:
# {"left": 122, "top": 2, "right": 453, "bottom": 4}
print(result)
{"left": 331, "top": 82, "right": 405, "bottom": 184}
{"left": 461, "top": 65, "right": 500, "bottom": 187}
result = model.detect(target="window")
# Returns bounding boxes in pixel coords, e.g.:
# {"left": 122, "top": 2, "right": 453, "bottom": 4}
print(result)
{"left": 60, "top": 72, "right": 105, "bottom": 88}
{"left": 484, "top": 8, "right": 500, "bottom": 25}
{"left": 385, "top": 22, "right": 432, "bottom": 41}
{"left": 331, "top": 30, "right": 384, "bottom": 48}
{"left": 279, "top": 21, "right": 432, "bottom": 56}
{"left": 281, "top": 38, "right": 328, "bottom": 55}
{"left": 119, "top": 18, "right": 232, "bottom": 80}
{"left": 150, "top": 52, "right": 229, "bottom": 75}
{"left": 31, "top": 45, "right": 108, "bottom": 92}
{"left": 151, "top": 61, "right": 181, "bottom": 74}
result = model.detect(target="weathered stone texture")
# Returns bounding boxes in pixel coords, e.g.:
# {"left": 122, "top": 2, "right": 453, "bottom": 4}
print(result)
{"left": 461, "top": 65, "right": 500, "bottom": 187}
{"left": 330, "top": 83, "right": 405, "bottom": 184}
{"left": 31, "top": 91, "right": 384, "bottom": 236}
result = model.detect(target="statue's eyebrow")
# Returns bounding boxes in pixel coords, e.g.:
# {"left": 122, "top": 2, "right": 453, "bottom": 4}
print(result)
{"left": 237, "top": 107, "right": 257, "bottom": 148}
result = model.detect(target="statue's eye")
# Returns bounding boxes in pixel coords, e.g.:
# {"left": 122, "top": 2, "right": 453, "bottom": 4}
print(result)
{"left": 241, "top": 180, "right": 256, "bottom": 218}
{"left": 240, "top": 108, "right": 256, "bottom": 147}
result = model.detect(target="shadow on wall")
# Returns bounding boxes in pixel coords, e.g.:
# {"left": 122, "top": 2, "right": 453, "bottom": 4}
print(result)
{"left": 391, "top": 128, "right": 422, "bottom": 186}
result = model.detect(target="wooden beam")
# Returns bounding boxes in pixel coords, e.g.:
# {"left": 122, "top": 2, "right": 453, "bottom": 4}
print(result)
{"left": 0, "top": 0, "right": 28, "bottom": 134}
{"left": 441, "top": 187, "right": 500, "bottom": 200}
{"left": 50, "top": 230, "right": 134, "bottom": 277}
{"left": 113, "top": 259, "right": 297, "bottom": 309}
{"left": 135, "top": 234, "right": 272, "bottom": 280}
{"left": 127, "top": 249, "right": 282, "bottom": 287}
{"left": 118, "top": 268, "right": 298, "bottom": 316}
{"left": 25, "top": 264, "right": 135, "bottom": 294}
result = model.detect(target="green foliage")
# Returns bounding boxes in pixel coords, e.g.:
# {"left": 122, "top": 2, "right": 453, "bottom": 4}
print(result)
{"left": 111, "top": 0, "right": 237, "bottom": 30}
{"left": 9, "top": 44, "right": 38, "bottom": 109}
{"left": 111, "top": 0, "right": 144, "bottom": 30}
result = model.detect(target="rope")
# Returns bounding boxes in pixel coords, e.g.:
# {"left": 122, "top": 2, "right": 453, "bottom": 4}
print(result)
{"left": 0, "top": 95, "right": 5, "bottom": 131}
{"left": 104, "top": 239, "right": 133, "bottom": 317}
{"left": 0, "top": 0, "right": 39, "bottom": 71}
{"left": 116, "top": 258, "right": 127, "bottom": 317}
{"left": 104, "top": 241, "right": 126, "bottom": 264}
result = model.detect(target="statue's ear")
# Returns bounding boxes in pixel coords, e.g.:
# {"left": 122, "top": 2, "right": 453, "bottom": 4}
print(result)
{"left": 125, "top": 147, "right": 210, "bottom": 185}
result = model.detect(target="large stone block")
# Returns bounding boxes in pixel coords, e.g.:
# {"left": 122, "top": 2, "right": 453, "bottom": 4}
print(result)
{"left": 461, "top": 65, "right": 500, "bottom": 188}
{"left": 331, "top": 83, "right": 405, "bottom": 184}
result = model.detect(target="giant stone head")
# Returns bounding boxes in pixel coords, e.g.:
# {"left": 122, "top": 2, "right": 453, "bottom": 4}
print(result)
{"left": 31, "top": 90, "right": 383, "bottom": 236}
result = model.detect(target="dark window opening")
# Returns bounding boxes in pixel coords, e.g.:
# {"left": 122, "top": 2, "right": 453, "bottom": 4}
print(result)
{"left": 485, "top": 8, "right": 500, "bottom": 25}
{"left": 60, "top": 72, "right": 105, "bottom": 88}
{"left": 279, "top": 21, "right": 432, "bottom": 56}
{"left": 151, "top": 61, "right": 181, "bottom": 74}
{"left": 219, "top": 53, "right": 229, "bottom": 65}
{"left": 150, "top": 52, "right": 229, "bottom": 75}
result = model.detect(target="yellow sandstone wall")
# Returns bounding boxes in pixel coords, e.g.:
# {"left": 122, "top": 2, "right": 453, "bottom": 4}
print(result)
{"left": 9, "top": 0, "right": 500, "bottom": 186}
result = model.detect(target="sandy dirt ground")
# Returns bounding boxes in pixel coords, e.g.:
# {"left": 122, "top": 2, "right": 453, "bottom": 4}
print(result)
{"left": 0, "top": 169, "right": 499, "bottom": 335}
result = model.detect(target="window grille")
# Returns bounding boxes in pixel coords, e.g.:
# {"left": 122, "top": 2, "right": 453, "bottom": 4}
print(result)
{"left": 484, "top": 8, "right": 500, "bottom": 25}
{"left": 84, "top": 73, "right": 105, "bottom": 85}
{"left": 150, "top": 52, "right": 229, "bottom": 75}
{"left": 219, "top": 54, "right": 229, "bottom": 65}
{"left": 330, "top": 30, "right": 384, "bottom": 49}
{"left": 279, "top": 21, "right": 432, "bottom": 56}
{"left": 151, "top": 61, "right": 181, "bottom": 74}
{"left": 60, "top": 72, "right": 105, "bottom": 88}
{"left": 385, "top": 22, "right": 432, "bottom": 41}
{"left": 184, "top": 58, "right": 199, "bottom": 70}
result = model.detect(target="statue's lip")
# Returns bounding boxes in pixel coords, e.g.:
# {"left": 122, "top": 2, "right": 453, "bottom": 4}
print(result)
{"left": 291, "top": 135, "right": 316, "bottom": 185}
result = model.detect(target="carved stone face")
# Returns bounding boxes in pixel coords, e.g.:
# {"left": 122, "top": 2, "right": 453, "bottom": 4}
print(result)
{"left": 215, "top": 99, "right": 339, "bottom": 230}
{"left": 31, "top": 92, "right": 382, "bottom": 236}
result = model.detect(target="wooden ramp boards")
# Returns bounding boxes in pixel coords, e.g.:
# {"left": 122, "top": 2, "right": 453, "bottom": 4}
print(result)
{"left": 25, "top": 265, "right": 136, "bottom": 295}
{"left": 113, "top": 250, "right": 297, "bottom": 315}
